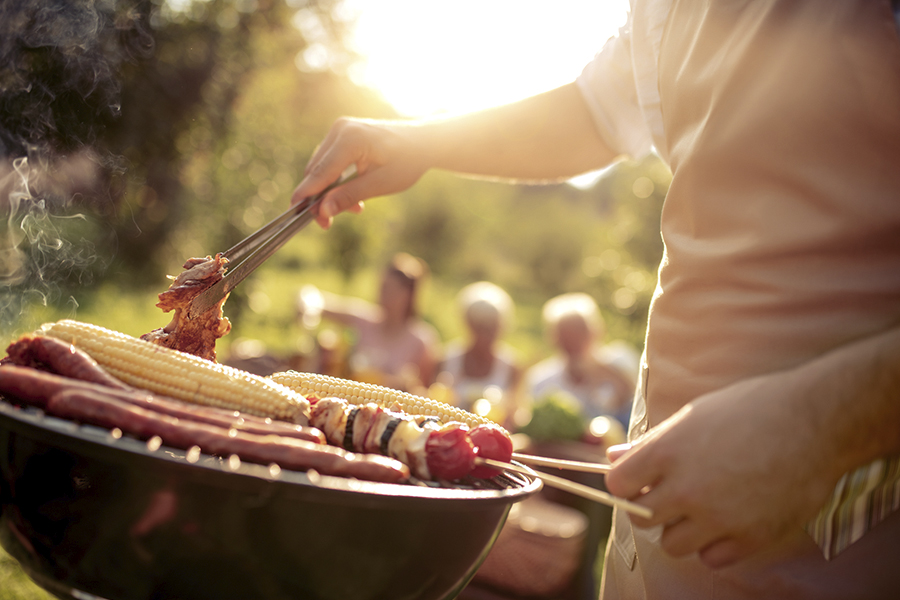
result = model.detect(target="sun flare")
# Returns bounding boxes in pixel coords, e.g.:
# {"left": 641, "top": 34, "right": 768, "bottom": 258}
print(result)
{"left": 342, "top": 0, "right": 629, "bottom": 117}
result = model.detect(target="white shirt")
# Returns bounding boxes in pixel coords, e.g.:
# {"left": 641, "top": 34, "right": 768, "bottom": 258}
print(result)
{"left": 576, "top": 0, "right": 672, "bottom": 161}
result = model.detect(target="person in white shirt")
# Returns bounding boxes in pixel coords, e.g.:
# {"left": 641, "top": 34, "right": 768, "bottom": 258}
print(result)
{"left": 291, "top": 1, "right": 900, "bottom": 597}
{"left": 527, "top": 293, "right": 635, "bottom": 429}
{"left": 438, "top": 281, "right": 521, "bottom": 428}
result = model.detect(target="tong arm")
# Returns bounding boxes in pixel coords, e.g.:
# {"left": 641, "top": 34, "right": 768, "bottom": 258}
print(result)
{"left": 187, "top": 168, "right": 354, "bottom": 318}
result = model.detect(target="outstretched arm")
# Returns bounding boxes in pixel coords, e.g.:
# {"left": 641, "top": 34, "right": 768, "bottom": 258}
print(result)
{"left": 291, "top": 82, "right": 618, "bottom": 228}
{"left": 605, "top": 325, "right": 900, "bottom": 568}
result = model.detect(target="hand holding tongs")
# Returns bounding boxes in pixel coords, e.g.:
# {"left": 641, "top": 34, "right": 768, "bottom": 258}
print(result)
{"left": 189, "top": 167, "right": 356, "bottom": 318}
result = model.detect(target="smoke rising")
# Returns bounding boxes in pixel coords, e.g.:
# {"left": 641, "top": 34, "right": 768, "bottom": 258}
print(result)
{"left": 0, "top": 0, "right": 153, "bottom": 340}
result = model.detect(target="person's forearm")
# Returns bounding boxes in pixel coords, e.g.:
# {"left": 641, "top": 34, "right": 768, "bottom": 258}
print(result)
{"left": 410, "top": 82, "right": 618, "bottom": 181}
{"left": 294, "top": 82, "right": 619, "bottom": 226}
{"left": 789, "top": 325, "right": 900, "bottom": 477}
{"left": 320, "top": 292, "right": 377, "bottom": 327}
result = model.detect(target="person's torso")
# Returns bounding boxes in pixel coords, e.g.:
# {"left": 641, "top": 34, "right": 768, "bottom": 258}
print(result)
{"left": 353, "top": 320, "right": 428, "bottom": 376}
{"left": 443, "top": 345, "right": 514, "bottom": 409}
{"left": 643, "top": 0, "right": 900, "bottom": 425}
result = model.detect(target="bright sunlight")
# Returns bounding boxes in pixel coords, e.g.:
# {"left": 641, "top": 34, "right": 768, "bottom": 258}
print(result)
{"left": 342, "top": 0, "right": 630, "bottom": 117}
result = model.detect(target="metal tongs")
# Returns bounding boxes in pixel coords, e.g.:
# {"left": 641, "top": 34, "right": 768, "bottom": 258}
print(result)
{"left": 189, "top": 167, "right": 356, "bottom": 318}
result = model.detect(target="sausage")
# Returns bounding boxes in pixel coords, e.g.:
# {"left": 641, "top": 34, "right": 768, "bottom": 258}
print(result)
{"left": 0, "top": 366, "right": 324, "bottom": 444}
{"left": 0, "top": 364, "right": 71, "bottom": 408}
{"left": 4, "top": 335, "right": 130, "bottom": 390}
{"left": 47, "top": 388, "right": 409, "bottom": 484}
{"left": 112, "top": 392, "right": 326, "bottom": 444}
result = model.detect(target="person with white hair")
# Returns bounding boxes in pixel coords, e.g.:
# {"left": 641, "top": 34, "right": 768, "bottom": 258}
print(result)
{"left": 437, "top": 281, "right": 521, "bottom": 428}
{"left": 527, "top": 293, "right": 636, "bottom": 429}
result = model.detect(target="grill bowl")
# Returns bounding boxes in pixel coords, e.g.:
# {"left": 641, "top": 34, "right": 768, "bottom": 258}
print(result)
{"left": 0, "top": 398, "right": 539, "bottom": 600}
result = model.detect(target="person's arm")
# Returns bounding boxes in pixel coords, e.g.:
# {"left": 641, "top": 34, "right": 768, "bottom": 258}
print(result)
{"left": 605, "top": 325, "right": 900, "bottom": 569}
{"left": 292, "top": 82, "right": 618, "bottom": 228}
{"left": 306, "top": 289, "right": 379, "bottom": 329}
{"left": 592, "top": 359, "right": 635, "bottom": 409}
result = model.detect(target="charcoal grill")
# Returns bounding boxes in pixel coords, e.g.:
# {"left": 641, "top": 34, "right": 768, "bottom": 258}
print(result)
{"left": 0, "top": 397, "right": 539, "bottom": 600}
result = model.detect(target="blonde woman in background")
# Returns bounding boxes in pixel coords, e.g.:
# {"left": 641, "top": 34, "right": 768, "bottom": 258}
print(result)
{"left": 297, "top": 252, "right": 440, "bottom": 393}
{"left": 437, "top": 281, "right": 521, "bottom": 429}
{"left": 526, "top": 292, "right": 637, "bottom": 429}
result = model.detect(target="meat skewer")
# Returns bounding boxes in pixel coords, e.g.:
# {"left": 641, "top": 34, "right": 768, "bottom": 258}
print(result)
{"left": 310, "top": 398, "right": 475, "bottom": 480}
{"left": 272, "top": 371, "right": 619, "bottom": 479}
{"left": 308, "top": 396, "right": 514, "bottom": 481}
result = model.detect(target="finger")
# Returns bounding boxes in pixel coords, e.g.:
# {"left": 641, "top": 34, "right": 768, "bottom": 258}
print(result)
{"left": 624, "top": 480, "right": 683, "bottom": 528}
{"left": 304, "top": 124, "right": 345, "bottom": 176}
{"left": 605, "top": 444, "right": 665, "bottom": 502}
{"left": 314, "top": 212, "right": 334, "bottom": 230}
{"left": 698, "top": 537, "right": 748, "bottom": 570}
{"left": 292, "top": 136, "right": 363, "bottom": 206}
{"left": 658, "top": 517, "right": 713, "bottom": 558}
{"left": 292, "top": 160, "right": 348, "bottom": 207}
{"left": 607, "top": 443, "right": 632, "bottom": 462}
{"left": 316, "top": 200, "right": 363, "bottom": 227}
{"left": 317, "top": 165, "right": 412, "bottom": 221}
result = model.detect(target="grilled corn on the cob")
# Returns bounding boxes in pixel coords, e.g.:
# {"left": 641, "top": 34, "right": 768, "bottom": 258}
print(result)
{"left": 40, "top": 319, "right": 309, "bottom": 423}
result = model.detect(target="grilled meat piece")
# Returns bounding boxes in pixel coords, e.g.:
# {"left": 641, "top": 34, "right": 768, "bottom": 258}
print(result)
{"left": 141, "top": 254, "right": 231, "bottom": 361}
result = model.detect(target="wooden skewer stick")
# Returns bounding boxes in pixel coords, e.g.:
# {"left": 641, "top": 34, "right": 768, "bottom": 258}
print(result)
{"left": 477, "top": 457, "right": 653, "bottom": 519}
{"left": 511, "top": 452, "right": 612, "bottom": 474}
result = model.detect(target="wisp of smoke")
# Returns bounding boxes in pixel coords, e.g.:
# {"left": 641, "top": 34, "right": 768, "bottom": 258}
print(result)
{"left": 0, "top": 0, "right": 153, "bottom": 340}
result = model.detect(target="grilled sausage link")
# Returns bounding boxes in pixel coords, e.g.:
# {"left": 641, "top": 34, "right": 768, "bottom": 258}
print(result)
{"left": 4, "top": 334, "right": 130, "bottom": 390}
{"left": 0, "top": 366, "right": 325, "bottom": 444}
{"left": 45, "top": 388, "right": 409, "bottom": 483}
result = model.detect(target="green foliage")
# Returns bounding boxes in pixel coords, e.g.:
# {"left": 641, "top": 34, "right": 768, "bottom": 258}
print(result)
{"left": 324, "top": 213, "right": 367, "bottom": 282}
{"left": 517, "top": 391, "right": 588, "bottom": 441}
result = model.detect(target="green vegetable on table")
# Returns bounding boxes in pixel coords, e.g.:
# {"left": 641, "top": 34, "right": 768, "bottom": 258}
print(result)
{"left": 517, "top": 391, "right": 587, "bottom": 442}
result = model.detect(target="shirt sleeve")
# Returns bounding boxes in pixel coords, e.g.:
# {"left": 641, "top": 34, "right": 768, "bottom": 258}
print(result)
{"left": 575, "top": 12, "right": 655, "bottom": 159}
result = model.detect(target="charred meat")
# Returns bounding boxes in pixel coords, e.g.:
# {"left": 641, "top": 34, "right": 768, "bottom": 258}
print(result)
{"left": 141, "top": 254, "right": 231, "bottom": 361}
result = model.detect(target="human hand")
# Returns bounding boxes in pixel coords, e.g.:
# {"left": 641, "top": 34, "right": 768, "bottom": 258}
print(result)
{"left": 604, "top": 371, "right": 844, "bottom": 569}
{"left": 291, "top": 118, "right": 429, "bottom": 229}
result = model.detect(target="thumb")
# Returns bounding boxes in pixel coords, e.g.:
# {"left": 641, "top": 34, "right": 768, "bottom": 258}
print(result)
{"left": 606, "top": 442, "right": 633, "bottom": 463}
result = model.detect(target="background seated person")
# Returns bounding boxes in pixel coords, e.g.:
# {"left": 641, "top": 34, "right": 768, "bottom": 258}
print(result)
{"left": 437, "top": 281, "right": 521, "bottom": 429}
{"left": 526, "top": 293, "right": 637, "bottom": 430}
{"left": 297, "top": 252, "right": 439, "bottom": 393}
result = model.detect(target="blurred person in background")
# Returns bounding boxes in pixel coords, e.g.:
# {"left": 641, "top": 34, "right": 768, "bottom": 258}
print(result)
{"left": 296, "top": 252, "right": 439, "bottom": 393}
{"left": 527, "top": 293, "right": 636, "bottom": 430}
{"left": 290, "top": 2, "right": 900, "bottom": 597}
{"left": 436, "top": 281, "right": 522, "bottom": 429}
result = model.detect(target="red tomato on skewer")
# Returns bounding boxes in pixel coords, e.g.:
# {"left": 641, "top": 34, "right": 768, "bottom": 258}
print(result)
{"left": 425, "top": 422, "right": 476, "bottom": 480}
{"left": 469, "top": 423, "right": 513, "bottom": 478}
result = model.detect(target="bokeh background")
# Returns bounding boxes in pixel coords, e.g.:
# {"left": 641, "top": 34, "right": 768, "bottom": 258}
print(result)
{"left": 0, "top": 0, "right": 669, "bottom": 596}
